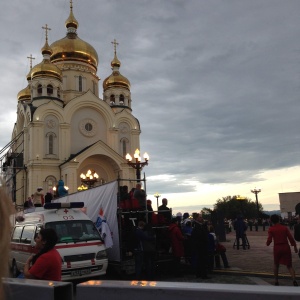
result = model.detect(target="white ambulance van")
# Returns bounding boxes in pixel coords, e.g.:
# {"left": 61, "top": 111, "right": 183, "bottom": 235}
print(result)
{"left": 10, "top": 202, "right": 108, "bottom": 281}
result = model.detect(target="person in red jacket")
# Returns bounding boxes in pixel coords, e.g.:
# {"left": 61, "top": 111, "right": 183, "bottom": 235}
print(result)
{"left": 168, "top": 217, "right": 185, "bottom": 276}
{"left": 266, "top": 214, "right": 298, "bottom": 286}
{"left": 24, "top": 228, "right": 62, "bottom": 281}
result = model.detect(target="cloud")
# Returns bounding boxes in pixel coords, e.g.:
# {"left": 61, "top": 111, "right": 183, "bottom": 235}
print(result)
{"left": 1, "top": 0, "right": 300, "bottom": 211}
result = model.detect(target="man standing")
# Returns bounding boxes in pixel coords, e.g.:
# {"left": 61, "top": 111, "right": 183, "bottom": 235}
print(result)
{"left": 133, "top": 183, "right": 146, "bottom": 211}
{"left": 33, "top": 188, "right": 44, "bottom": 207}
{"left": 191, "top": 213, "right": 210, "bottom": 279}
{"left": 158, "top": 198, "right": 172, "bottom": 223}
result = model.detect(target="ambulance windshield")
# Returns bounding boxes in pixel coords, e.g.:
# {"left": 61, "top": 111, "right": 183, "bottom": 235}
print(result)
{"left": 45, "top": 220, "right": 102, "bottom": 243}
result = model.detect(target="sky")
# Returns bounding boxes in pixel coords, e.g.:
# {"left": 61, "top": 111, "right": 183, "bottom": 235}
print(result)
{"left": 0, "top": 0, "right": 299, "bottom": 214}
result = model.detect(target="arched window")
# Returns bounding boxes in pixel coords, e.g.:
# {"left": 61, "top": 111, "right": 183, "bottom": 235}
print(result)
{"left": 49, "top": 134, "right": 54, "bottom": 154}
{"left": 47, "top": 84, "right": 53, "bottom": 95}
{"left": 121, "top": 138, "right": 129, "bottom": 157}
{"left": 110, "top": 94, "right": 115, "bottom": 105}
{"left": 122, "top": 140, "right": 127, "bottom": 157}
{"left": 46, "top": 132, "right": 57, "bottom": 155}
{"left": 120, "top": 94, "right": 125, "bottom": 105}
{"left": 37, "top": 84, "right": 42, "bottom": 96}
{"left": 79, "top": 76, "right": 83, "bottom": 92}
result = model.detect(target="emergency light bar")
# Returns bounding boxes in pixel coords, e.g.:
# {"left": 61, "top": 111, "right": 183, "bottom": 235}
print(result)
{"left": 44, "top": 202, "right": 84, "bottom": 209}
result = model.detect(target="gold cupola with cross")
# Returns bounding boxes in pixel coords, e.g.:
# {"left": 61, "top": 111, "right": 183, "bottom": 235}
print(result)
{"left": 103, "top": 39, "right": 132, "bottom": 111}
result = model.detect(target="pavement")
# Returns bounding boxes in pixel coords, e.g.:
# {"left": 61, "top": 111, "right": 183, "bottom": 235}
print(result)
{"left": 156, "top": 227, "right": 300, "bottom": 286}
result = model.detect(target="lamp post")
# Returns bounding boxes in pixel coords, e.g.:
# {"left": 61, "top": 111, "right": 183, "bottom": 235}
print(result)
{"left": 80, "top": 169, "right": 99, "bottom": 189}
{"left": 251, "top": 187, "right": 261, "bottom": 218}
{"left": 154, "top": 192, "right": 161, "bottom": 210}
{"left": 126, "top": 149, "right": 149, "bottom": 182}
{"left": 236, "top": 195, "right": 246, "bottom": 216}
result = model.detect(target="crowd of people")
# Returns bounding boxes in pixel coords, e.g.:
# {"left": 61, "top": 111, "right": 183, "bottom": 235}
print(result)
{"left": 124, "top": 189, "right": 231, "bottom": 281}
{"left": 23, "top": 179, "right": 69, "bottom": 210}
{"left": 2, "top": 180, "right": 300, "bottom": 291}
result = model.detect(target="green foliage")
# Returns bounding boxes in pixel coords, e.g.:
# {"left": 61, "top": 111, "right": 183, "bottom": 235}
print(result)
{"left": 213, "top": 195, "right": 263, "bottom": 219}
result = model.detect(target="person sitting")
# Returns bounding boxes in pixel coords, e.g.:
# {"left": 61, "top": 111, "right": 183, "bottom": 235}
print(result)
{"left": 24, "top": 228, "right": 62, "bottom": 281}
{"left": 57, "top": 179, "right": 68, "bottom": 198}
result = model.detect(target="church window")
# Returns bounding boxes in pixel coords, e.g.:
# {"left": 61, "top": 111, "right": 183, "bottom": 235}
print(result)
{"left": 120, "top": 94, "right": 124, "bottom": 105}
{"left": 85, "top": 123, "right": 93, "bottom": 132}
{"left": 37, "top": 84, "right": 42, "bottom": 96}
{"left": 47, "top": 84, "right": 53, "bottom": 95}
{"left": 121, "top": 138, "right": 129, "bottom": 157}
{"left": 46, "top": 131, "right": 57, "bottom": 156}
{"left": 79, "top": 76, "right": 83, "bottom": 92}
{"left": 110, "top": 94, "right": 115, "bottom": 105}
{"left": 49, "top": 134, "right": 54, "bottom": 154}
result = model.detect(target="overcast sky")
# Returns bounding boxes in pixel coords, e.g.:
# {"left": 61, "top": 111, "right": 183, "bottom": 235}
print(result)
{"left": 1, "top": 0, "right": 299, "bottom": 213}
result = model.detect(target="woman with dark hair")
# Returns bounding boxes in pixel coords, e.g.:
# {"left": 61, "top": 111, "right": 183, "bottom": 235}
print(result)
{"left": 24, "top": 228, "right": 62, "bottom": 281}
{"left": 266, "top": 214, "right": 298, "bottom": 286}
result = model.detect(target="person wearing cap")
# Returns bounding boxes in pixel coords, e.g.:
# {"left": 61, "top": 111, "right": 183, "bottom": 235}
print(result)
{"left": 33, "top": 187, "right": 44, "bottom": 207}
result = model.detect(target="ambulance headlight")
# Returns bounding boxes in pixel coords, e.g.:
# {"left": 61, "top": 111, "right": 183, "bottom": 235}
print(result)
{"left": 96, "top": 250, "right": 107, "bottom": 260}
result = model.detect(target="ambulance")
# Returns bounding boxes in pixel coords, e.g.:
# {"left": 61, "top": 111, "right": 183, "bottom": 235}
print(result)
{"left": 10, "top": 202, "right": 108, "bottom": 281}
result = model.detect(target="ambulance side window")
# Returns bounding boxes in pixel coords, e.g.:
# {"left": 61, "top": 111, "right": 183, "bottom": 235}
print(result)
{"left": 21, "top": 225, "right": 36, "bottom": 244}
{"left": 12, "top": 226, "right": 23, "bottom": 242}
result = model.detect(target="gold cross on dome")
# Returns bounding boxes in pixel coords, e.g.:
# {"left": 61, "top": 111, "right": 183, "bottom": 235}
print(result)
{"left": 42, "top": 24, "right": 51, "bottom": 42}
{"left": 111, "top": 39, "right": 119, "bottom": 55}
{"left": 27, "top": 54, "right": 35, "bottom": 69}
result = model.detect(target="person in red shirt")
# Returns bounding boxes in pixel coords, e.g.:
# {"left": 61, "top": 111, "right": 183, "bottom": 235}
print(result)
{"left": 266, "top": 214, "right": 298, "bottom": 286}
{"left": 24, "top": 228, "right": 62, "bottom": 281}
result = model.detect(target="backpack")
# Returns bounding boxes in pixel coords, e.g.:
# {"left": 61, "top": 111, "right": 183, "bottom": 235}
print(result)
{"left": 294, "top": 223, "right": 300, "bottom": 242}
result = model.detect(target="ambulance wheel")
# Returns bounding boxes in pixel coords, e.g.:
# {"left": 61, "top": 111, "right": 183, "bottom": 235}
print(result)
{"left": 12, "top": 260, "right": 20, "bottom": 278}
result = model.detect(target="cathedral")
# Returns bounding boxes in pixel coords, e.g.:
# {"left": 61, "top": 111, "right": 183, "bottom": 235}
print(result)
{"left": 3, "top": 2, "right": 142, "bottom": 206}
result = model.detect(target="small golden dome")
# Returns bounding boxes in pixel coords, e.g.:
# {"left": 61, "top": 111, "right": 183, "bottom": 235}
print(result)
{"left": 17, "top": 85, "right": 31, "bottom": 102}
{"left": 65, "top": 7, "right": 78, "bottom": 29}
{"left": 31, "top": 40, "right": 62, "bottom": 81}
{"left": 103, "top": 50, "right": 130, "bottom": 91}
{"left": 31, "top": 59, "right": 62, "bottom": 81}
{"left": 103, "top": 71, "right": 130, "bottom": 90}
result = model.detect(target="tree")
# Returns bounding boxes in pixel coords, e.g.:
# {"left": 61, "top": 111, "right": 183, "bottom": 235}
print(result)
{"left": 213, "top": 195, "right": 263, "bottom": 219}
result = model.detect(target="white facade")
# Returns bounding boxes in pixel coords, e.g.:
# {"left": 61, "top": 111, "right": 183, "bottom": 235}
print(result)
{"left": 8, "top": 4, "right": 140, "bottom": 205}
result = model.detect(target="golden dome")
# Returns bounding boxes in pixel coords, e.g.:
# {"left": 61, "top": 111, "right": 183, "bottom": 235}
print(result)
{"left": 103, "top": 71, "right": 130, "bottom": 91}
{"left": 17, "top": 85, "right": 31, "bottom": 102}
{"left": 103, "top": 53, "right": 130, "bottom": 91}
{"left": 50, "top": 4, "right": 98, "bottom": 69}
{"left": 30, "top": 39, "right": 62, "bottom": 81}
{"left": 50, "top": 35, "right": 98, "bottom": 69}
{"left": 31, "top": 59, "right": 62, "bottom": 81}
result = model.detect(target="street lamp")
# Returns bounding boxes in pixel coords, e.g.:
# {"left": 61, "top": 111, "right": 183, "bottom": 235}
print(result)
{"left": 251, "top": 187, "right": 261, "bottom": 217}
{"left": 236, "top": 195, "right": 246, "bottom": 216}
{"left": 80, "top": 169, "right": 99, "bottom": 189}
{"left": 154, "top": 192, "right": 161, "bottom": 210}
{"left": 126, "top": 149, "right": 149, "bottom": 182}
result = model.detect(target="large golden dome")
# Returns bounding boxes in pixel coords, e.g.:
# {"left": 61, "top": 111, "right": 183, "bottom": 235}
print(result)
{"left": 50, "top": 6, "right": 98, "bottom": 69}
{"left": 103, "top": 53, "right": 130, "bottom": 91}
